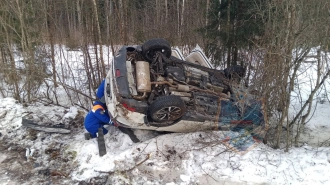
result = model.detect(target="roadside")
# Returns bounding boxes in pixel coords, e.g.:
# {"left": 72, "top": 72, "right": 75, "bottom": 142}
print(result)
{"left": 1, "top": 97, "right": 330, "bottom": 185}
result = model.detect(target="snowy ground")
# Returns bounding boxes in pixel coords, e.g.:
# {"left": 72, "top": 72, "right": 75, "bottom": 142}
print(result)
{"left": 1, "top": 97, "right": 330, "bottom": 185}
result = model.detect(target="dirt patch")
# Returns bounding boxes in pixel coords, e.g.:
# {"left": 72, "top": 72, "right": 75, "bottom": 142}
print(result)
{"left": 0, "top": 126, "right": 84, "bottom": 185}
{"left": 68, "top": 110, "right": 85, "bottom": 131}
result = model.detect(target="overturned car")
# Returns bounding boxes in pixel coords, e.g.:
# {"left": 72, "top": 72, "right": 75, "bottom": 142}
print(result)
{"left": 105, "top": 38, "right": 267, "bottom": 137}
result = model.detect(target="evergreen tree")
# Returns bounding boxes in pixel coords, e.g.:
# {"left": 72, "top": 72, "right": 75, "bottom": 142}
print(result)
{"left": 202, "top": 0, "right": 265, "bottom": 67}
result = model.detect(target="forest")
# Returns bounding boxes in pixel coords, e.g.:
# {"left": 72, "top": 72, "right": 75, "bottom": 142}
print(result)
{"left": 0, "top": 0, "right": 330, "bottom": 149}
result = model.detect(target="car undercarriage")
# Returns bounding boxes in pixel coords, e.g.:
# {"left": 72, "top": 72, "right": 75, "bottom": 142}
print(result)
{"left": 110, "top": 38, "right": 248, "bottom": 127}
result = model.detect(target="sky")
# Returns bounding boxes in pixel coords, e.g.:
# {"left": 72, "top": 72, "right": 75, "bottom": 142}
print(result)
{"left": 0, "top": 45, "right": 330, "bottom": 185}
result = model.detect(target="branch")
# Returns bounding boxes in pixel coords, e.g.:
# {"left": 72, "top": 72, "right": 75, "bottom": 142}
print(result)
{"left": 126, "top": 153, "right": 151, "bottom": 172}
{"left": 289, "top": 69, "right": 330, "bottom": 127}
{"left": 58, "top": 82, "right": 95, "bottom": 101}
{"left": 94, "top": 154, "right": 152, "bottom": 174}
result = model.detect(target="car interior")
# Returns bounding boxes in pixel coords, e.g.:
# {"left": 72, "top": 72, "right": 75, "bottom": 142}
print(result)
{"left": 172, "top": 46, "right": 214, "bottom": 69}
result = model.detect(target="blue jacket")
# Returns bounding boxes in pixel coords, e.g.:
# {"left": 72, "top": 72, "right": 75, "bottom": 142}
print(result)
{"left": 84, "top": 101, "right": 112, "bottom": 132}
{"left": 96, "top": 79, "right": 106, "bottom": 100}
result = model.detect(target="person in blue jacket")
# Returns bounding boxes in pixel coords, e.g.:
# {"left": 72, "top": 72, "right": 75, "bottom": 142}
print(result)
{"left": 84, "top": 101, "right": 113, "bottom": 139}
{"left": 84, "top": 79, "right": 140, "bottom": 143}
{"left": 84, "top": 79, "right": 113, "bottom": 139}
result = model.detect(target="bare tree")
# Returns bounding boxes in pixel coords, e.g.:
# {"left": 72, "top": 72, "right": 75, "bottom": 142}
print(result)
{"left": 256, "top": 0, "right": 330, "bottom": 150}
{"left": 92, "top": 0, "right": 106, "bottom": 79}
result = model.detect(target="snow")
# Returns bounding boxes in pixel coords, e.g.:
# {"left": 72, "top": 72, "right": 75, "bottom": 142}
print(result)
{"left": 0, "top": 46, "right": 330, "bottom": 185}
{"left": 0, "top": 98, "right": 24, "bottom": 131}
{"left": 63, "top": 107, "right": 79, "bottom": 119}
{"left": 1, "top": 97, "right": 330, "bottom": 184}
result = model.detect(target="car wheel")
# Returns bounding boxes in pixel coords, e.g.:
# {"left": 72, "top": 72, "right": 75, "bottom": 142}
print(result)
{"left": 142, "top": 38, "right": 171, "bottom": 62}
{"left": 148, "top": 95, "right": 186, "bottom": 124}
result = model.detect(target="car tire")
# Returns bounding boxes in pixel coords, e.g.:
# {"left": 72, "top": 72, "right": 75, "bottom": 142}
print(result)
{"left": 142, "top": 38, "right": 171, "bottom": 62}
{"left": 148, "top": 95, "right": 186, "bottom": 125}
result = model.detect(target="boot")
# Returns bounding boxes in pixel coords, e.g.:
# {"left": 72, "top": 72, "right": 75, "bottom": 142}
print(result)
{"left": 84, "top": 133, "right": 92, "bottom": 140}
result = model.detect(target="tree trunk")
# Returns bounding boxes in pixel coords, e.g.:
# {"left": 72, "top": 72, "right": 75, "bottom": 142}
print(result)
{"left": 275, "top": 0, "right": 295, "bottom": 149}
{"left": 118, "top": 0, "right": 125, "bottom": 43}
{"left": 165, "top": 0, "right": 168, "bottom": 23}
{"left": 92, "top": 0, "right": 106, "bottom": 78}
{"left": 77, "top": 0, "right": 82, "bottom": 31}
{"left": 226, "top": 0, "right": 231, "bottom": 67}
{"left": 47, "top": 1, "right": 58, "bottom": 88}
{"left": 177, "top": 0, "right": 180, "bottom": 38}
{"left": 206, "top": 0, "right": 210, "bottom": 25}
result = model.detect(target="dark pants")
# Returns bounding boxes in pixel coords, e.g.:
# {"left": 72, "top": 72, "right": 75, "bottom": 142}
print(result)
{"left": 86, "top": 124, "right": 108, "bottom": 138}
{"left": 86, "top": 125, "right": 140, "bottom": 143}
